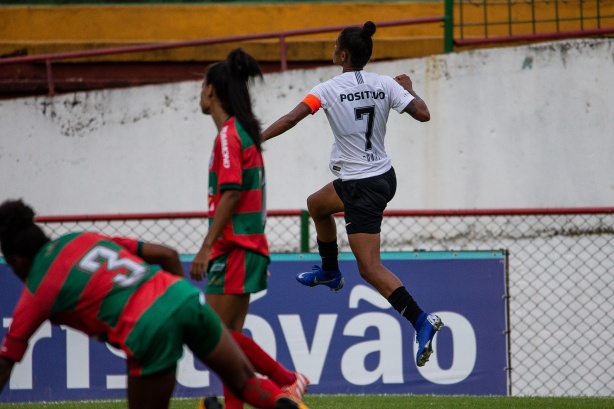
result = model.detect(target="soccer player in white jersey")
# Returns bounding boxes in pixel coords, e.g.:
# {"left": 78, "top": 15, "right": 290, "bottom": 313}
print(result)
{"left": 262, "top": 21, "right": 443, "bottom": 367}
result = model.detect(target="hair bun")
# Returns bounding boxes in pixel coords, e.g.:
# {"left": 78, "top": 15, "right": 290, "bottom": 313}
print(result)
{"left": 361, "top": 21, "right": 377, "bottom": 39}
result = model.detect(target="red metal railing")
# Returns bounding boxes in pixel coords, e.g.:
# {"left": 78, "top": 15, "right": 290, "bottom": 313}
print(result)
{"left": 34, "top": 209, "right": 300, "bottom": 223}
{"left": 0, "top": 17, "right": 444, "bottom": 96}
{"left": 34, "top": 207, "right": 613, "bottom": 255}
{"left": 34, "top": 207, "right": 613, "bottom": 223}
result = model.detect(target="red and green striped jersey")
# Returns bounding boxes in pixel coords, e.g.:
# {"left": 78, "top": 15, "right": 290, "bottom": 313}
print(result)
{"left": 0, "top": 232, "right": 194, "bottom": 363}
{"left": 208, "top": 117, "right": 269, "bottom": 259}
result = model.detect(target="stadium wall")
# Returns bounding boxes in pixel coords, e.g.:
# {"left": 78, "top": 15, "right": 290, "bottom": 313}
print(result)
{"left": 0, "top": 38, "right": 613, "bottom": 215}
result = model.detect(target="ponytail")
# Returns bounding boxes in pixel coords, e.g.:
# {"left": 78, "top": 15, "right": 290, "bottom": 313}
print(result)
{"left": 206, "top": 48, "right": 264, "bottom": 150}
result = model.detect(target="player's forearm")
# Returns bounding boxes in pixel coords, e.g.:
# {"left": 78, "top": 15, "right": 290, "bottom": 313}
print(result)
{"left": 140, "top": 243, "right": 185, "bottom": 277}
{"left": 262, "top": 117, "right": 295, "bottom": 141}
{"left": 263, "top": 103, "right": 311, "bottom": 141}
{"left": 406, "top": 97, "right": 430, "bottom": 122}
{"left": 203, "top": 190, "right": 241, "bottom": 249}
{"left": 156, "top": 251, "right": 185, "bottom": 277}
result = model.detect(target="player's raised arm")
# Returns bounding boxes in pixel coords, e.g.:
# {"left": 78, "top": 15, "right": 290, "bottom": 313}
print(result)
{"left": 262, "top": 102, "right": 311, "bottom": 141}
{"left": 395, "top": 74, "right": 430, "bottom": 122}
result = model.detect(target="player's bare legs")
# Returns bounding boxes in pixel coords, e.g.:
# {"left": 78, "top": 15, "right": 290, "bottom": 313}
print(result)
{"left": 349, "top": 231, "right": 443, "bottom": 366}
{"left": 206, "top": 294, "right": 250, "bottom": 332}
{"left": 306, "top": 182, "right": 344, "bottom": 242}
{"left": 127, "top": 372, "right": 176, "bottom": 409}
{"left": 206, "top": 293, "right": 251, "bottom": 409}
{"left": 296, "top": 183, "right": 346, "bottom": 291}
{"left": 197, "top": 327, "right": 306, "bottom": 409}
{"left": 207, "top": 290, "right": 308, "bottom": 407}
{"left": 198, "top": 327, "right": 255, "bottom": 397}
{"left": 347, "top": 232, "right": 403, "bottom": 298}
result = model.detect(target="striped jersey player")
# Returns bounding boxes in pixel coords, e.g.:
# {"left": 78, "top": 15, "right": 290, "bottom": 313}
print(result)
{"left": 192, "top": 49, "right": 311, "bottom": 408}
{"left": 203, "top": 117, "right": 270, "bottom": 295}
{"left": 0, "top": 199, "right": 309, "bottom": 409}
{"left": 207, "top": 117, "right": 268, "bottom": 261}
{"left": 0, "top": 232, "right": 194, "bottom": 374}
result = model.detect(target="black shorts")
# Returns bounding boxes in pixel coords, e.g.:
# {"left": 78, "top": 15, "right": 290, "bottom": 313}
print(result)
{"left": 333, "top": 167, "right": 397, "bottom": 234}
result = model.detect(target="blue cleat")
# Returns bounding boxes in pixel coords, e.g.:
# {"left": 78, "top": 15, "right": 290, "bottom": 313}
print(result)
{"left": 415, "top": 313, "right": 444, "bottom": 367}
{"left": 296, "top": 265, "right": 344, "bottom": 292}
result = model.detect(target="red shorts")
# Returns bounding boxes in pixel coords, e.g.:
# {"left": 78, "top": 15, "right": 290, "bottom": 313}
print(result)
{"left": 206, "top": 246, "right": 269, "bottom": 294}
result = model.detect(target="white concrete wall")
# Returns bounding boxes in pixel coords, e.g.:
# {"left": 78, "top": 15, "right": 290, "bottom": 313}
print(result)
{"left": 1, "top": 38, "right": 613, "bottom": 216}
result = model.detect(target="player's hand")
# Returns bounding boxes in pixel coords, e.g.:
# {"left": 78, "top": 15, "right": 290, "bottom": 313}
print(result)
{"left": 190, "top": 246, "right": 211, "bottom": 281}
{"left": 394, "top": 74, "right": 414, "bottom": 92}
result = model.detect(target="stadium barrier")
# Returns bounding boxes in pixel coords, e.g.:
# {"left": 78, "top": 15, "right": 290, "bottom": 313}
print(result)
{"left": 1, "top": 207, "right": 610, "bottom": 397}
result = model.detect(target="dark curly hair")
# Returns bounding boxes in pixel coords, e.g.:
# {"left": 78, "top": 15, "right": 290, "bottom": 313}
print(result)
{"left": 0, "top": 199, "right": 49, "bottom": 260}
{"left": 206, "top": 48, "right": 264, "bottom": 150}
{"left": 338, "top": 21, "right": 377, "bottom": 68}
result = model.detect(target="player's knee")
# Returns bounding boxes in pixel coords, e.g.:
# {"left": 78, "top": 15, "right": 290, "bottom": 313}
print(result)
{"left": 356, "top": 259, "right": 386, "bottom": 280}
{"left": 356, "top": 261, "right": 375, "bottom": 279}
{"left": 306, "top": 194, "right": 324, "bottom": 218}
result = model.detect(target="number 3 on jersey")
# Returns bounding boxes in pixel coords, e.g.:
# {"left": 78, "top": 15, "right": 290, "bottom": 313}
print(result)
{"left": 79, "top": 245, "right": 147, "bottom": 287}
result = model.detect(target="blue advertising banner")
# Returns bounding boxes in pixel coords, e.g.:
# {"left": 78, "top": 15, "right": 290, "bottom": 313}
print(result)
{"left": 0, "top": 251, "right": 509, "bottom": 402}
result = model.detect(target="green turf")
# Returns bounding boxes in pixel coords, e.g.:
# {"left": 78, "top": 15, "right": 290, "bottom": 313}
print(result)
{"left": 0, "top": 395, "right": 613, "bottom": 409}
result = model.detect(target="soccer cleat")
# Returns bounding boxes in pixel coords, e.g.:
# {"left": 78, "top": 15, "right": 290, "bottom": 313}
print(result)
{"left": 197, "top": 396, "right": 223, "bottom": 409}
{"left": 281, "top": 372, "right": 310, "bottom": 402}
{"left": 296, "top": 265, "right": 344, "bottom": 292}
{"left": 415, "top": 313, "right": 444, "bottom": 367}
{"left": 275, "top": 396, "right": 310, "bottom": 409}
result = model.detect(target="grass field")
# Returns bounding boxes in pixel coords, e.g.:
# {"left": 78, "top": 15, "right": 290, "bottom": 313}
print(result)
{"left": 1, "top": 395, "right": 613, "bottom": 409}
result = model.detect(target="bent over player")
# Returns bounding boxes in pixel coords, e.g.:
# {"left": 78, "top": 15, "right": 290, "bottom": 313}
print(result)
{"left": 0, "top": 199, "right": 307, "bottom": 409}
{"left": 262, "top": 21, "right": 443, "bottom": 367}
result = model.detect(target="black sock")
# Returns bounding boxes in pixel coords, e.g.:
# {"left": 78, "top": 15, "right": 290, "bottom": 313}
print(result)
{"left": 317, "top": 238, "right": 339, "bottom": 271}
{"left": 387, "top": 286, "right": 423, "bottom": 327}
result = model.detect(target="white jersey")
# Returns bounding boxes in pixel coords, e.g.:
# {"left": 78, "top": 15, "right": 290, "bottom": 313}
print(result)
{"left": 306, "top": 70, "right": 414, "bottom": 180}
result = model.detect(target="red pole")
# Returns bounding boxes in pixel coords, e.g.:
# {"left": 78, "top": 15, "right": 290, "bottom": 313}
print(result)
{"left": 279, "top": 35, "right": 288, "bottom": 71}
{"left": 45, "top": 59, "right": 55, "bottom": 96}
